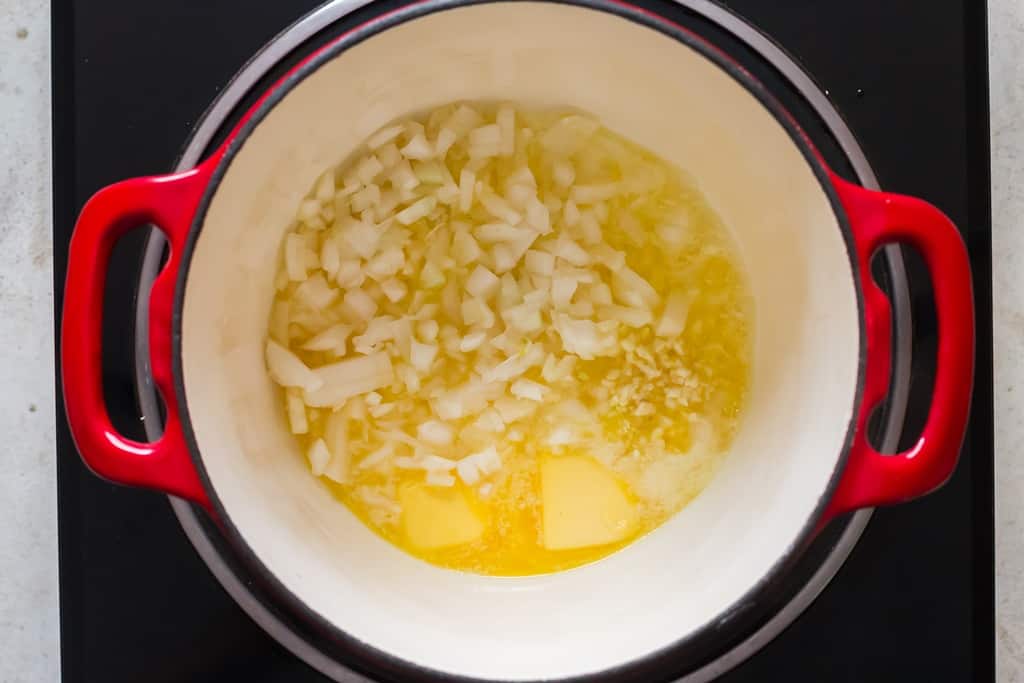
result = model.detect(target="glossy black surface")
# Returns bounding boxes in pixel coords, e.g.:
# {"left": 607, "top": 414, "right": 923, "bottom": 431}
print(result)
{"left": 52, "top": 1, "right": 993, "bottom": 681}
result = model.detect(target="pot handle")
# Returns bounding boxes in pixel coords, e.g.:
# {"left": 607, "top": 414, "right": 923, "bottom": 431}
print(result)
{"left": 61, "top": 166, "right": 213, "bottom": 509}
{"left": 823, "top": 174, "right": 974, "bottom": 522}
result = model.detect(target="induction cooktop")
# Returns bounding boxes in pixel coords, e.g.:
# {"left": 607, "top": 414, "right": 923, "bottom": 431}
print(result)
{"left": 52, "top": 1, "right": 994, "bottom": 681}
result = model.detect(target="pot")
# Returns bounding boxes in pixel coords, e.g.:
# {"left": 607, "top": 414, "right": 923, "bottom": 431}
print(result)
{"left": 61, "top": 1, "right": 974, "bottom": 680}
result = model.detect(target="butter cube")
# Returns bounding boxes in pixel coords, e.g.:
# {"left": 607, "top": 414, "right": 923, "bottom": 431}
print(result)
{"left": 541, "top": 456, "right": 637, "bottom": 550}
{"left": 400, "top": 485, "right": 484, "bottom": 549}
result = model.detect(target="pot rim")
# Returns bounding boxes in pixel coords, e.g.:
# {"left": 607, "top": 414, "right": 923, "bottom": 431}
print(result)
{"left": 170, "top": 1, "right": 866, "bottom": 680}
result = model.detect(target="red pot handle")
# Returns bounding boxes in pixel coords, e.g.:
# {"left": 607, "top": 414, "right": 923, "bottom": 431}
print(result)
{"left": 823, "top": 173, "right": 974, "bottom": 522}
{"left": 61, "top": 164, "right": 216, "bottom": 509}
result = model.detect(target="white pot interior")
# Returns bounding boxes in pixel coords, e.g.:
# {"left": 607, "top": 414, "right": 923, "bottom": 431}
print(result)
{"left": 179, "top": 3, "right": 861, "bottom": 679}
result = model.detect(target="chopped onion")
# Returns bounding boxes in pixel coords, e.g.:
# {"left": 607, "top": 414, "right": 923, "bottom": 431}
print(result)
{"left": 396, "top": 196, "right": 437, "bottom": 225}
{"left": 511, "top": 378, "right": 548, "bottom": 402}
{"left": 344, "top": 288, "right": 378, "bottom": 321}
{"left": 303, "top": 352, "right": 394, "bottom": 408}
{"left": 552, "top": 314, "right": 619, "bottom": 359}
{"left": 418, "top": 420, "right": 455, "bottom": 446}
{"left": 410, "top": 340, "right": 439, "bottom": 373}
{"left": 380, "top": 278, "right": 408, "bottom": 303}
{"left": 452, "top": 229, "right": 482, "bottom": 266}
{"left": 459, "top": 330, "right": 488, "bottom": 352}
{"left": 400, "top": 133, "right": 434, "bottom": 160}
{"left": 307, "top": 438, "right": 331, "bottom": 476}
{"left": 367, "top": 124, "right": 403, "bottom": 149}
{"left": 302, "top": 323, "right": 353, "bottom": 353}
{"left": 656, "top": 290, "right": 691, "bottom": 338}
{"left": 266, "top": 340, "right": 323, "bottom": 392}
{"left": 465, "top": 265, "right": 501, "bottom": 299}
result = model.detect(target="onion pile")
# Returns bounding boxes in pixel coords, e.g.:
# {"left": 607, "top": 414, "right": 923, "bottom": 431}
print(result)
{"left": 265, "top": 102, "right": 750, "bottom": 572}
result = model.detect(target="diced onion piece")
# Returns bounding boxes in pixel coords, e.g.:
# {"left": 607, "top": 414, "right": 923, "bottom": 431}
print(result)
{"left": 571, "top": 183, "right": 620, "bottom": 204}
{"left": 366, "top": 124, "right": 403, "bottom": 149}
{"left": 592, "top": 243, "right": 626, "bottom": 271}
{"left": 552, "top": 314, "right": 619, "bottom": 359}
{"left": 417, "top": 319, "right": 440, "bottom": 342}
{"left": 452, "top": 229, "right": 482, "bottom": 266}
{"left": 477, "top": 187, "right": 522, "bottom": 225}
{"left": 356, "top": 155, "right": 384, "bottom": 184}
{"left": 344, "top": 288, "right": 378, "bottom": 321}
{"left": 323, "top": 411, "right": 350, "bottom": 483}
{"left": 396, "top": 196, "right": 437, "bottom": 225}
{"left": 350, "top": 184, "right": 381, "bottom": 214}
{"left": 511, "top": 378, "right": 548, "bottom": 402}
{"left": 469, "top": 124, "right": 501, "bottom": 148}
{"left": 307, "top": 438, "right": 331, "bottom": 476}
{"left": 366, "top": 247, "right": 405, "bottom": 280}
{"left": 552, "top": 160, "right": 575, "bottom": 188}
{"left": 320, "top": 237, "right": 340, "bottom": 278}
{"left": 456, "top": 458, "right": 481, "bottom": 486}
{"left": 599, "top": 304, "right": 654, "bottom": 328}
{"left": 302, "top": 323, "right": 353, "bottom": 353}
{"left": 295, "top": 273, "right": 338, "bottom": 310}
{"left": 419, "top": 261, "right": 446, "bottom": 290}
{"left": 525, "top": 197, "right": 551, "bottom": 234}
{"left": 358, "top": 443, "right": 394, "bottom": 471}
{"left": 465, "top": 265, "right": 500, "bottom": 300}
{"left": 353, "top": 316, "right": 399, "bottom": 353}
{"left": 380, "top": 278, "right": 408, "bottom": 303}
{"left": 417, "top": 420, "right": 455, "bottom": 446}
{"left": 303, "top": 352, "right": 394, "bottom": 408}
{"left": 493, "top": 397, "right": 537, "bottom": 424}
{"left": 444, "top": 104, "right": 483, "bottom": 136}
{"left": 458, "top": 168, "right": 476, "bottom": 213}
{"left": 266, "top": 340, "right": 323, "bottom": 392}
{"left": 472, "top": 409, "right": 506, "bottom": 433}
{"left": 501, "top": 301, "right": 543, "bottom": 333}
{"left": 410, "top": 340, "right": 438, "bottom": 373}
{"left": 459, "top": 330, "right": 487, "bottom": 352}
{"left": 499, "top": 273, "right": 521, "bottom": 308}
{"left": 525, "top": 249, "right": 555, "bottom": 276}
{"left": 400, "top": 133, "right": 434, "bottom": 160}
{"left": 656, "top": 290, "right": 691, "bottom": 338}
{"left": 588, "top": 282, "right": 614, "bottom": 306}
{"left": 431, "top": 381, "right": 495, "bottom": 420}
{"left": 335, "top": 260, "right": 364, "bottom": 289}
{"left": 390, "top": 160, "right": 419, "bottom": 190}
{"left": 342, "top": 219, "right": 381, "bottom": 259}
{"left": 612, "top": 266, "right": 660, "bottom": 310}
{"left": 461, "top": 297, "right": 495, "bottom": 328}
{"left": 551, "top": 275, "right": 578, "bottom": 310}
{"left": 578, "top": 211, "right": 602, "bottom": 244}
{"left": 476, "top": 222, "right": 522, "bottom": 243}
{"left": 554, "top": 236, "right": 591, "bottom": 266}
{"left": 541, "top": 353, "right": 576, "bottom": 383}
{"left": 435, "top": 127, "right": 458, "bottom": 158}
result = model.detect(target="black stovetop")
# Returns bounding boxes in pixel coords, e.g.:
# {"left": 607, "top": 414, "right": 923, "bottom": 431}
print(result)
{"left": 52, "top": 1, "right": 994, "bottom": 681}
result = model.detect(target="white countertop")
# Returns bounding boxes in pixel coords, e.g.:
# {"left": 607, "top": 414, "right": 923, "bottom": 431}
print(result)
{"left": 0, "top": 1, "right": 1020, "bottom": 681}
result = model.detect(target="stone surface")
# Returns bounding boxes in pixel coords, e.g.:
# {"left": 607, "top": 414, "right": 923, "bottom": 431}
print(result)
{"left": 991, "top": 0, "right": 1024, "bottom": 679}
{"left": 0, "top": 1, "right": 57, "bottom": 683}
{"left": 0, "top": 1, "right": 1020, "bottom": 681}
